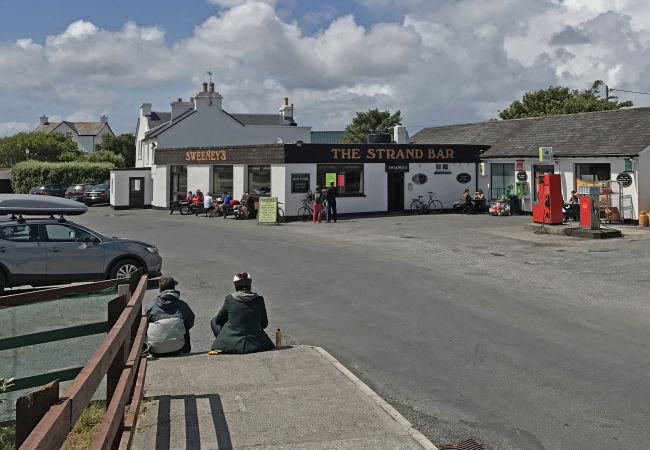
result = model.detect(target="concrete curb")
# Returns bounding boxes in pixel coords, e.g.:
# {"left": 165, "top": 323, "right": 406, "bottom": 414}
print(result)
{"left": 309, "top": 345, "right": 439, "bottom": 450}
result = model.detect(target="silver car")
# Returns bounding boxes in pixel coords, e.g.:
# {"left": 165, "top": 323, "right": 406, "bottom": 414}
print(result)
{"left": 0, "top": 217, "right": 162, "bottom": 291}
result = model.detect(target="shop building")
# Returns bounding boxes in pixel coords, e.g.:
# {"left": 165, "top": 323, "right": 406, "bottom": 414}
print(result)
{"left": 153, "top": 142, "right": 486, "bottom": 216}
{"left": 411, "top": 107, "right": 650, "bottom": 220}
{"left": 111, "top": 82, "right": 312, "bottom": 209}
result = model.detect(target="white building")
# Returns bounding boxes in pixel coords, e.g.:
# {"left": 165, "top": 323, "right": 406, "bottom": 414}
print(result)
{"left": 34, "top": 115, "right": 114, "bottom": 153}
{"left": 412, "top": 107, "right": 650, "bottom": 220}
{"left": 117, "top": 82, "right": 311, "bottom": 209}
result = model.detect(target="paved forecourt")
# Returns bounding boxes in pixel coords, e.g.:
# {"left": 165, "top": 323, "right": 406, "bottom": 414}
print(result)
{"left": 131, "top": 345, "right": 436, "bottom": 450}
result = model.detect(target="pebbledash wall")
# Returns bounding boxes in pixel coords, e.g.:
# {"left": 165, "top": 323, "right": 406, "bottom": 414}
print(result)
{"left": 152, "top": 143, "right": 486, "bottom": 216}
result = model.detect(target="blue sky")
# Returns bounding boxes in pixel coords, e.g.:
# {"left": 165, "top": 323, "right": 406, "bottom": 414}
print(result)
{"left": 1, "top": 0, "right": 649, "bottom": 137}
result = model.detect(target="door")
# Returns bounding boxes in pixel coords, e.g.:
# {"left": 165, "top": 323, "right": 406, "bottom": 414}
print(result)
{"left": 533, "top": 165, "right": 555, "bottom": 202}
{"left": 41, "top": 223, "right": 105, "bottom": 283}
{"left": 129, "top": 177, "right": 145, "bottom": 208}
{"left": 387, "top": 172, "right": 404, "bottom": 211}
{"left": 0, "top": 223, "right": 46, "bottom": 285}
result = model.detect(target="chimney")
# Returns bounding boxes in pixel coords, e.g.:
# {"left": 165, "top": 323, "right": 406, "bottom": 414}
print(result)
{"left": 40, "top": 115, "right": 49, "bottom": 125}
{"left": 140, "top": 103, "right": 152, "bottom": 117}
{"left": 170, "top": 98, "right": 194, "bottom": 120}
{"left": 279, "top": 97, "right": 294, "bottom": 123}
{"left": 194, "top": 84, "right": 222, "bottom": 110}
{"left": 202, "top": 82, "right": 208, "bottom": 93}
{"left": 393, "top": 125, "right": 409, "bottom": 144}
{"left": 100, "top": 114, "right": 108, "bottom": 125}
{"left": 209, "top": 82, "right": 215, "bottom": 93}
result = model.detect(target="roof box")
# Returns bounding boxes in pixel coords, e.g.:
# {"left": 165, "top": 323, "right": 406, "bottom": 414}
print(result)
{"left": 0, "top": 194, "right": 88, "bottom": 216}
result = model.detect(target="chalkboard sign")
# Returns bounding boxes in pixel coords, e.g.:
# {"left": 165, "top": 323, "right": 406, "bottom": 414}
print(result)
{"left": 456, "top": 172, "right": 471, "bottom": 184}
{"left": 516, "top": 171, "right": 528, "bottom": 182}
{"left": 291, "top": 173, "right": 310, "bottom": 193}
{"left": 616, "top": 172, "right": 632, "bottom": 188}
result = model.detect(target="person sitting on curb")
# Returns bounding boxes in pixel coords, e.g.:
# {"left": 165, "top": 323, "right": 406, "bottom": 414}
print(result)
{"left": 210, "top": 272, "right": 275, "bottom": 354}
{"left": 145, "top": 276, "right": 195, "bottom": 357}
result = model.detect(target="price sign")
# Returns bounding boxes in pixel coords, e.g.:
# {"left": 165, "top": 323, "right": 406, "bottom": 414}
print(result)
{"left": 257, "top": 197, "right": 278, "bottom": 224}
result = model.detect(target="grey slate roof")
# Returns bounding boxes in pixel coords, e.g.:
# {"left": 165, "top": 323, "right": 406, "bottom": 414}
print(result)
{"left": 34, "top": 121, "right": 107, "bottom": 136}
{"left": 144, "top": 109, "right": 196, "bottom": 138}
{"left": 411, "top": 107, "right": 650, "bottom": 158}
{"left": 146, "top": 112, "right": 171, "bottom": 129}
{"left": 311, "top": 131, "right": 346, "bottom": 144}
{"left": 230, "top": 114, "right": 294, "bottom": 126}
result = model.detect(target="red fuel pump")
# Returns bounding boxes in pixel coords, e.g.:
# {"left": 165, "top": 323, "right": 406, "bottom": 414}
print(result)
{"left": 532, "top": 174, "right": 563, "bottom": 224}
{"left": 579, "top": 186, "right": 600, "bottom": 230}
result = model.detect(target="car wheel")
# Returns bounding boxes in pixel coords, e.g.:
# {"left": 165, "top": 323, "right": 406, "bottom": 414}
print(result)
{"left": 109, "top": 258, "right": 143, "bottom": 280}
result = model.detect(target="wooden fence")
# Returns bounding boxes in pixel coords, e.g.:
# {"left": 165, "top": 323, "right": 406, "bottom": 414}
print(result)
{"left": 4, "top": 271, "right": 149, "bottom": 449}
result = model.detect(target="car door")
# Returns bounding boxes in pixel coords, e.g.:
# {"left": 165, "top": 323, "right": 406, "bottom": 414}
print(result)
{"left": 41, "top": 223, "right": 106, "bottom": 283}
{"left": 0, "top": 223, "right": 46, "bottom": 285}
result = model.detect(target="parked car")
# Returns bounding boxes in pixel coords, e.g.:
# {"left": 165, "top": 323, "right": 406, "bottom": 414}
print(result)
{"left": 65, "top": 184, "right": 95, "bottom": 202}
{"left": 83, "top": 184, "right": 110, "bottom": 206}
{"left": 0, "top": 194, "right": 162, "bottom": 291}
{"left": 28, "top": 184, "right": 68, "bottom": 197}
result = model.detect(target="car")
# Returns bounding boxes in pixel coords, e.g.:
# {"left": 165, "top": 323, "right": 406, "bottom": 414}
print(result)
{"left": 65, "top": 184, "right": 95, "bottom": 202}
{"left": 29, "top": 184, "right": 68, "bottom": 197}
{"left": 83, "top": 183, "right": 110, "bottom": 206}
{"left": 0, "top": 194, "right": 162, "bottom": 292}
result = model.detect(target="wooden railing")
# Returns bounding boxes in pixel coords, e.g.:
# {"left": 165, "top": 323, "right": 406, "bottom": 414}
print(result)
{"left": 8, "top": 271, "right": 149, "bottom": 449}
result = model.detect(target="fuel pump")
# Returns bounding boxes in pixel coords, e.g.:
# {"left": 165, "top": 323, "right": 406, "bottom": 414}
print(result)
{"left": 579, "top": 186, "right": 600, "bottom": 230}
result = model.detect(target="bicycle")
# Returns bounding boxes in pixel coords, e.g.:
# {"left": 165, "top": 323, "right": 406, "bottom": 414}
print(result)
{"left": 409, "top": 196, "right": 426, "bottom": 214}
{"left": 424, "top": 192, "right": 443, "bottom": 214}
{"left": 297, "top": 199, "right": 313, "bottom": 222}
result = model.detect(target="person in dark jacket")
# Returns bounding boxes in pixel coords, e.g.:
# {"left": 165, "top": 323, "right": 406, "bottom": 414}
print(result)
{"left": 210, "top": 273, "right": 275, "bottom": 354}
{"left": 145, "top": 276, "right": 195, "bottom": 356}
{"left": 325, "top": 181, "right": 337, "bottom": 223}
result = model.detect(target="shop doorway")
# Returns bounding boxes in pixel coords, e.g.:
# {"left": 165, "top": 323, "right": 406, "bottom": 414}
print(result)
{"left": 169, "top": 165, "right": 187, "bottom": 203}
{"left": 533, "top": 165, "right": 554, "bottom": 201}
{"left": 387, "top": 172, "right": 404, "bottom": 211}
{"left": 129, "top": 177, "right": 145, "bottom": 209}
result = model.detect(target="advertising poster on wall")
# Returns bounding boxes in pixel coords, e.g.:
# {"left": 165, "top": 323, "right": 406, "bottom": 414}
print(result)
{"left": 325, "top": 173, "right": 337, "bottom": 187}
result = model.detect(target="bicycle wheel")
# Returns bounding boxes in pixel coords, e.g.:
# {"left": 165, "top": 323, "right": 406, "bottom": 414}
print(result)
{"left": 276, "top": 207, "right": 285, "bottom": 223}
{"left": 428, "top": 200, "right": 443, "bottom": 214}
{"left": 410, "top": 200, "right": 424, "bottom": 214}
{"left": 297, "top": 206, "right": 311, "bottom": 222}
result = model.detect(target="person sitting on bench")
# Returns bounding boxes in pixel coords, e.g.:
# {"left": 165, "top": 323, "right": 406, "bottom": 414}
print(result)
{"left": 210, "top": 273, "right": 275, "bottom": 354}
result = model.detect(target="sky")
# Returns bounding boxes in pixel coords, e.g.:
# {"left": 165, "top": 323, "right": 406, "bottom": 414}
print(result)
{"left": 1, "top": 0, "right": 650, "bottom": 137}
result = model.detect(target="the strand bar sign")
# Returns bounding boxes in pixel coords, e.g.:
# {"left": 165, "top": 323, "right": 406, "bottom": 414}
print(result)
{"left": 331, "top": 147, "right": 455, "bottom": 161}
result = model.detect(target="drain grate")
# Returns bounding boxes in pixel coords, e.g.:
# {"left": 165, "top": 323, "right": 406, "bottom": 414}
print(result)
{"left": 399, "top": 235, "right": 419, "bottom": 239}
{"left": 439, "top": 438, "right": 486, "bottom": 450}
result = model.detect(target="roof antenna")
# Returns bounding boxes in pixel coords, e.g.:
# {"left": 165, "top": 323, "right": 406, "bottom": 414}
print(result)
{"left": 207, "top": 70, "right": 213, "bottom": 106}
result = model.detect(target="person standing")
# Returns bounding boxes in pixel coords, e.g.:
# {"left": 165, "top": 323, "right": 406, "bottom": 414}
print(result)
{"left": 210, "top": 273, "right": 275, "bottom": 354}
{"left": 326, "top": 181, "right": 337, "bottom": 223}
{"left": 313, "top": 185, "right": 324, "bottom": 223}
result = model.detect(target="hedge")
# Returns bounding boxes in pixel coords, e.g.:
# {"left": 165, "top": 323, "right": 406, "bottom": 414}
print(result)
{"left": 11, "top": 161, "right": 114, "bottom": 194}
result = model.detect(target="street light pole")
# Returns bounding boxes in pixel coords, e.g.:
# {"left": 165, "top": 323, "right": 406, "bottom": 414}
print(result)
{"left": 25, "top": 147, "right": 30, "bottom": 160}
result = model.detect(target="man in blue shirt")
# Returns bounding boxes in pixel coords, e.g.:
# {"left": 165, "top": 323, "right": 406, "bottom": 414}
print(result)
{"left": 222, "top": 191, "right": 233, "bottom": 205}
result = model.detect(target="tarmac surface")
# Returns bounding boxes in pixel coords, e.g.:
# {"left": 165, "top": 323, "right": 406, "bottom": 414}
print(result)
{"left": 131, "top": 346, "right": 434, "bottom": 450}
{"left": 3, "top": 207, "right": 650, "bottom": 449}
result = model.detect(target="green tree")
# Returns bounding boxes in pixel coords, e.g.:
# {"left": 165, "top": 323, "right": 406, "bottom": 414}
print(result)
{"left": 0, "top": 132, "right": 77, "bottom": 167}
{"left": 79, "top": 150, "right": 125, "bottom": 167}
{"left": 499, "top": 80, "right": 633, "bottom": 120}
{"left": 341, "top": 108, "right": 402, "bottom": 144}
{"left": 96, "top": 133, "right": 136, "bottom": 167}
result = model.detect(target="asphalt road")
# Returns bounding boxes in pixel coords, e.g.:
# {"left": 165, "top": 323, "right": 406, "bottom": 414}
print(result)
{"left": 3, "top": 207, "right": 650, "bottom": 449}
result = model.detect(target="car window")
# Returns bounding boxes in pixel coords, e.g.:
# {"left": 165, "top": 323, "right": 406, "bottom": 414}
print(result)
{"left": 0, "top": 224, "right": 39, "bottom": 241}
{"left": 44, "top": 224, "right": 92, "bottom": 242}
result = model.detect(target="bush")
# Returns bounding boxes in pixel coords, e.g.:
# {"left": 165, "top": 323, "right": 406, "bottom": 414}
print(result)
{"left": 78, "top": 150, "right": 124, "bottom": 167}
{"left": 11, "top": 161, "right": 114, "bottom": 193}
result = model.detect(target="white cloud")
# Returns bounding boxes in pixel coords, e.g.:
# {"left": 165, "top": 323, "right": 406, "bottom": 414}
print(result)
{"left": 1, "top": 0, "right": 650, "bottom": 135}
{"left": 0, "top": 122, "right": 31, "bottom": 137}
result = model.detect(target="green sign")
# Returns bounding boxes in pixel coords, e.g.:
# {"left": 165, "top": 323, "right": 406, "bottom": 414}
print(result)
{"left": 539, "top": 146, "right": 553, "bottom": 161}
{"left": 625, "top": 158, "right": 633, "bottom": 172}
{"left": 257, "top": 197, "right": 278, "bottom": 224}
{"left": 325, "top": 172, "right": 337, "bottom": 187}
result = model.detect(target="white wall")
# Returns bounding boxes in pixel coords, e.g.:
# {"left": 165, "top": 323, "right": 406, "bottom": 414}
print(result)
{"left": 110, "top": 169, "right": 152, "bottom": 208}
{"left": 343, "top": 163, "right": 386, "bottom": 214}
{"left": 638, "top": 147, "right": 650, "bottom": 214}
{"left": 233, "top": 165, "right": 247, "bottom": 200}
{"left": 152, "top": 166, "right": 169, "bottom": 208}
{"left": 271, "top": 165, "right": 286, "bottom": 207}
{"left": 407, "top": 162, "right": 476, "bottom": 210}
{"left": 186, "top": 165, "right": 211, "bottom": 195}
{"left": 284, "top": 164, "right": 317, "bottom": 218}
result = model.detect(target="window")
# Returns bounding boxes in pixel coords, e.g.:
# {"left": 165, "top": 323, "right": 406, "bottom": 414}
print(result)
{"left": 317, "top": 164, "right": 364, "bottom": 195}
{"left": 44, "top": 224, "right": 92, "bottom": 242}
{"left": 170, "top": 165, "right": 188, "bottom": 202}
{"left": 490, "top": 163, "right": 515, "bottom": 199}
{"left": 434, "top": 163, "right": 449, "bottom": 173}
{"left": 213, "top": 165, "right": 234, "bottom": 195}
{"left": 0, "top": 225, "right": 38, "bottom": 241}
{"left": 575, "top": 163, "right": 610, "bottom": 185}
{"left": 137, "top": 142, "right": 142, "bottom": 160}
{"left": 249, "top": 165, "right": 271, "bottom": 196}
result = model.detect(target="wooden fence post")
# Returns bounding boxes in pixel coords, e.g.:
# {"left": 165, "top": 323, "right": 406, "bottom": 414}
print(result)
{"left": 106, "top": 289, "right": 129, "bottom": 404}
{"left": 15, "top": 380, "right": 60, "bottom": 448}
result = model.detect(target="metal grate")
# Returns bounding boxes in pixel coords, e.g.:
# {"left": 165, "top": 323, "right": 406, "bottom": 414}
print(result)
{"left": 439, "top": 438, "right": 486, "bottom": 450}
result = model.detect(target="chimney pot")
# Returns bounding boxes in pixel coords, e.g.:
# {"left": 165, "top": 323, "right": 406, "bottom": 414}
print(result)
{"left": 178, "top": 98, "right": 182, "bottom": 102}
{"left": 209, "top": 82, "right": 215, "bottom": 93}
{"left": 100, "top": 114, "right": 108, "bottom": 125}
{"left": 39, "top": 115, "right": 49, "bottom": 125}
{"left": 202, "top": 82, "right": 208, "bottom": 92}
{"left": 284, "top": 97, "right": 289, "bottom": 106}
